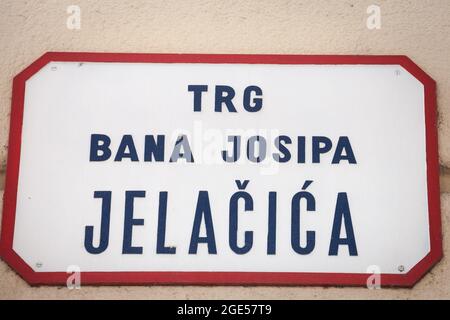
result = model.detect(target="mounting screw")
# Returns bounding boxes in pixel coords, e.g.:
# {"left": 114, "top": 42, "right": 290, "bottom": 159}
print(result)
{"left": 51, "top": 66, "right": 57, "bottom": 71}
{"left": 395, "top": 70, "right": 401, "bottom": 76}
{"left": 35, "top": 262, "right": 43, "bottom": 268}
{"left": 398, "top": 265, "right": 405, "bottom": 272}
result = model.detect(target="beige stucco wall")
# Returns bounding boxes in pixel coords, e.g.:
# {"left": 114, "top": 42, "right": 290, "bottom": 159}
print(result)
{"left": 1, "top": 0, "right": 450, "bottom": 299}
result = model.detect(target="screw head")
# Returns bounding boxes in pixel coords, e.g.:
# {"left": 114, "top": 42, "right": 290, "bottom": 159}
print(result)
{"left": 398, "top": 265, "right": 405, "bottom": 272}
{"left": 395, "top": 70, "right": 401, "bottom": 76}
{"left": 35, "top": 262, "right": 43, "bottom": 268}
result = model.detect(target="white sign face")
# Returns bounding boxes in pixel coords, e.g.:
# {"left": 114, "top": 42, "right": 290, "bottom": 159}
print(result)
{"left": 0, "top": 53, "right": 441, "bottom": 286}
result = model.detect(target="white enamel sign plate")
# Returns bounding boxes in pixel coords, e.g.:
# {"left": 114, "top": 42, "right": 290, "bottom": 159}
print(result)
{"left": 0, "top": 53, "right": 441, "bottom": 286}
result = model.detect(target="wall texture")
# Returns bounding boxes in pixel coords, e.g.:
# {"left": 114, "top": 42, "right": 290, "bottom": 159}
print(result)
{"left": 0, "top": 0, "right": 449, "bottom": 299}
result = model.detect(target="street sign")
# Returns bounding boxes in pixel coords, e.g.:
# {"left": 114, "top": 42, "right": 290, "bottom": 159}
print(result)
{"left": 0, "top": 53, "right": 441, "bottom": 286}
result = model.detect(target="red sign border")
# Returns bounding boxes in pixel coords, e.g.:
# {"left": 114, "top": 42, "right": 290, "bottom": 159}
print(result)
{"left": 0, "top": 52, "right": 442, "bottom": 287}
